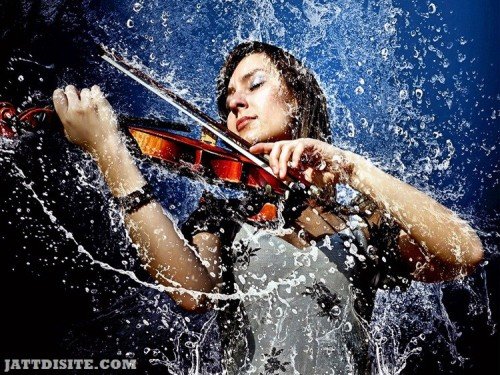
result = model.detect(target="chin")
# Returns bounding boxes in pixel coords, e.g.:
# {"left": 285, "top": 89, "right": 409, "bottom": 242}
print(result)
{"left": 237, "top": 129, "right": 259, "bottom": 145}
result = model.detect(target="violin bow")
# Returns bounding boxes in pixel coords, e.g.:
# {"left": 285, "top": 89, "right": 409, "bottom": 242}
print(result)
{"left": 98, "top": 44, "right": 279, "bottom": 180}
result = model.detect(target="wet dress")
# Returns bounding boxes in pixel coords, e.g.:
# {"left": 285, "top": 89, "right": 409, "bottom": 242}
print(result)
{"left": 181, "top": 186, "right": 410, "bottom": 375}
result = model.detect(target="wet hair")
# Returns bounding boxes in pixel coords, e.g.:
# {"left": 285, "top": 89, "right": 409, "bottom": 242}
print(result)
{"left": 216, "top": 41, "right": 331, "bottom": 141}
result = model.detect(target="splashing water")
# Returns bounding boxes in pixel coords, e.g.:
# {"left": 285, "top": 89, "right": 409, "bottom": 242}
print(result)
{"left": 0, "top": 0, "right": 497, "bottom": 373}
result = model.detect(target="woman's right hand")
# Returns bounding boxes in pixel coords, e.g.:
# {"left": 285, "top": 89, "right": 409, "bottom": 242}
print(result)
{"left": 53, "top": 85, "right": 120, "bottom": 155}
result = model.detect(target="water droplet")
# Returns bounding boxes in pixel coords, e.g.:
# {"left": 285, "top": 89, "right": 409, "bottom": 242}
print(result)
{"left": 331, "top": 305, "right": 341, "bottom": 316}
{"left": 415, "top": 88, "right": 424, "bottom": 100}
{"left": 317, "top": 159, "right": 327, "bottom": 171}
{"left": 133, "top": 2, "right": 143, "bottom": 12}
{"left": 126, "top": 19, "right": 134, "bottom": 28}
{"left": 347, "top": 122, "right": 356, "bottom": 137}
{"left": 343, "top": 322, "right": 352, "bottom": 332}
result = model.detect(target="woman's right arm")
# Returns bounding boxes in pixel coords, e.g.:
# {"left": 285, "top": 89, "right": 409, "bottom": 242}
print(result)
{"left": 53, "top": 85, "right": 221, "bottom": 312}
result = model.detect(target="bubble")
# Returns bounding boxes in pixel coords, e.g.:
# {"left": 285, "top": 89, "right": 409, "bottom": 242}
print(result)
{"left": 331, "top": 305, "right": 341, "bottom": 317}
{"left": 355, "top": 86, "right": 364, "bottom": 95}
{"left": 428, "top": 3, "right": 436, "bottom": 14}
{"left": 399, "top": 90, "right": 408, "bottom": 100}
{"left": 133, "top": 2, "right": 143, "bottom": 12}
{"left": 384, "top": 23, "right": 395, "bottom": 34}
{"left": 126, "top": 19, "right": 134, "bottom": 28}
{"left": 18, "top": 75, "right": 24, "bottom": 82}
{"left": 415, "top": 88, "right": 424, "bottom": 100}
{"left": 343, "top": 322, "right": 352, "bottom": 332}
{"left": 381, "top": 48, "right": 389, "bottom": 59}
{"left": 347, "top": 122, "right": 356, "bottom": 137}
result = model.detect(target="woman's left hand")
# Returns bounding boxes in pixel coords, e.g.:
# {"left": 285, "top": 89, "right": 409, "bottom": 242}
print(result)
{"left": 249, "top": 138, "right": 358, "bottom": 188}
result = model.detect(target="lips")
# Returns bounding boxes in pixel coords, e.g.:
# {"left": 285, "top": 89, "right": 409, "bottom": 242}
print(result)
{"left": 236, "top": 116, "right": 256, "bottom": 132}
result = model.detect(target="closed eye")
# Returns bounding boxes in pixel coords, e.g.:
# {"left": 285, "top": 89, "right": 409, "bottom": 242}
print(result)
{"left": 249, "top": 74, "right": 266, "bottom": 91}
{"left": 249, "top": 81, "right": 264, "bottom": 91}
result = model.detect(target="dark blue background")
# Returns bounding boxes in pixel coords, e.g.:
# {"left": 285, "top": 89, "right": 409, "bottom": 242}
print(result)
{"left": 0, "top": 0, "right": 497, "bottom": 373}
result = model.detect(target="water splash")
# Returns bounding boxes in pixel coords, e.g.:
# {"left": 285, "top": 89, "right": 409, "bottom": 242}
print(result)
{"left": 0, "top": 0, "right": 497, "bottom": 373}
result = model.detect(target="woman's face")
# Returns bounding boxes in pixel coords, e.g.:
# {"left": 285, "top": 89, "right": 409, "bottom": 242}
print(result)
{"left": 225, "top": 53, "right": 297, "bottom": 145}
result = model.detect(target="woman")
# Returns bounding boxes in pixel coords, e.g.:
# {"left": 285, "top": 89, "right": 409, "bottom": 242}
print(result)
{"left": 53, "top": 41, "right": 483, "bottom": 374}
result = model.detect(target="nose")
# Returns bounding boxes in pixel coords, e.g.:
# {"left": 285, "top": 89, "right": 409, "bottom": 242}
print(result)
{"left": 228, "top": 91, "right": 248, "bottom": 115}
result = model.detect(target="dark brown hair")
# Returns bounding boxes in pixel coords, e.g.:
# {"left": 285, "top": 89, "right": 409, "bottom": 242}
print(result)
{"left": 216, "top": 41, "right": 331, "bottom": 141}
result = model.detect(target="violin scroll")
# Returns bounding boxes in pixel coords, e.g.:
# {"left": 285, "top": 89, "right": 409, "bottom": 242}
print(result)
{"left": 0, "top": 102, "right": 62, "bottom": 138}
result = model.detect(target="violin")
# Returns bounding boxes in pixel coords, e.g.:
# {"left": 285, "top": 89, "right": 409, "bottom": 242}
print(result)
{"left": 0, "top": 101, "right": 286, "bottom": 221}
{"left": 0, "top": 44, "right": 330, "bottom": 229}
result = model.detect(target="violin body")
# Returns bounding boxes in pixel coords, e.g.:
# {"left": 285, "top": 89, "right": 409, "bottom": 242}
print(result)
{"left": 128, "top": 126, "right": 286, "bottom": 194}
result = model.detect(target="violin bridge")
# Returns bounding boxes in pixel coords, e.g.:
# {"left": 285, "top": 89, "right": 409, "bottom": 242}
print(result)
{"left": 200, "top": 128, "right": 217, "bottom": 145}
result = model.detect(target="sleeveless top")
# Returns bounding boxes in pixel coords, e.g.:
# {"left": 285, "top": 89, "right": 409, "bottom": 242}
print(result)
{"left": 181, "top": 187, "right": 410, "bottom": 374}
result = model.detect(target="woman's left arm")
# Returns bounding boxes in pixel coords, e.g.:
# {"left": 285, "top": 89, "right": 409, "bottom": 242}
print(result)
{"left": 250, "top": 139, "right": 484, "bottom": 282}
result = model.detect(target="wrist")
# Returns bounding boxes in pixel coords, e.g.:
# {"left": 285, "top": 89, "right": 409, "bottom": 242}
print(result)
{"left": 90, "top": 133, "right": 124, "bottom": 160}
{"left": 344, "top": 151, "right": 373, "bottom": 191}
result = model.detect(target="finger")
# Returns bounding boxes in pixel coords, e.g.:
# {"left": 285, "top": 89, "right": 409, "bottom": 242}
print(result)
{"left": 90, "top": 85, "right": 108, "bottom": 106}
{"left": 278, "top": 143, "right": 294, "bottom": 179}
{"left": 249, "top": 142, "right": 274, "bottom": 155}
{"left": 268, "top": 142, "right": 284, "bottom": 175}
{"left": 91, "top": 85, "right": 114, "bottom": 118}
{"left": 64, "top": 85, "right": 80, "bottom": 110}
{"left": 52, "top": 88, "right": 68, "bottom": 116}
{"left": 303, "top": 168, "right": 339, "bottom": 188}
{"left": 80, "top": 88, "right": 91, "bottom": 108}
{"left": 291, "top": 142, "right": 305, "bottom": 168}
{"left": 90, "top": 85, "right": 104, "bottom": 102}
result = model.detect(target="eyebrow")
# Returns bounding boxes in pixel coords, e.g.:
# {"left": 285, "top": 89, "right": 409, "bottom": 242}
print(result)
{"left": 227, "top": 68, "right": 266, "bottom": 96}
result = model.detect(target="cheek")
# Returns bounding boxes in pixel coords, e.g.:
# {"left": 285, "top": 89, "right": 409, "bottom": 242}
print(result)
{"left": 226, "top": 113, "right": 237, "bottom": 132}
